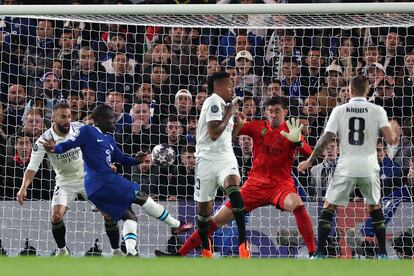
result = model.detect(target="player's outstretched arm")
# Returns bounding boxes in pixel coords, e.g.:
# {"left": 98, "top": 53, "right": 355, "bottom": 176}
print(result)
{"left": 16, "top": 169, "right": 36, "bottom": 205}
{"left": 298, "top": 131, "right": 336, "bottom": 173}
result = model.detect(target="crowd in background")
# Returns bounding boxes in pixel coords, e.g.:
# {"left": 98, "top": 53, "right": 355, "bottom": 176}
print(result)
{"left": 1, "top": 0, "right": 414, "bottom": 203}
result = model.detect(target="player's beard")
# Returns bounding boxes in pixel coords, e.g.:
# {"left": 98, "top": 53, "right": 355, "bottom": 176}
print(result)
{"left": 57, "top": 123, "right": 70, "bottom": 134}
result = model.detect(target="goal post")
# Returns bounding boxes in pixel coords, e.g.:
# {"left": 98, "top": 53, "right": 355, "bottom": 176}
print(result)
{"left": 0, "top": 3, "right": 413, "bottom": 258}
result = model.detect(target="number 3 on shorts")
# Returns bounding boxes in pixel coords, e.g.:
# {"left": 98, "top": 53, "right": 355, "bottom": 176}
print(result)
{"left": 195, "top": 178, "right": 201, "bottom": 190}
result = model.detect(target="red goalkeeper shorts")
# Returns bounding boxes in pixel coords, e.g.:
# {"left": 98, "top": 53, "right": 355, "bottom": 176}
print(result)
{"left": 224, "top": 176, "right": 298, "bottom": 212}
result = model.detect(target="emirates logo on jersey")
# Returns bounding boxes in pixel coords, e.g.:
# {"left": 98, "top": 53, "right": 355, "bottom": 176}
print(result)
{"left": 261, "top": 128, "right": 268, "bottom": 136}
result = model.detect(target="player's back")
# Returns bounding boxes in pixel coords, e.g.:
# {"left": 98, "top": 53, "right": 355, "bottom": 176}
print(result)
{"left": 326, "top": 98, "right": 389, "bottom": 177}
{"left": 195, "top": 93, "right": 235, "bottom": 160}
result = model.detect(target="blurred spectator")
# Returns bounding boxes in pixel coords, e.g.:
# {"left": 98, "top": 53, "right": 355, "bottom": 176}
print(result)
{"left": 185, "top": 115, "right": 197, "bottom": 145}
{"left": 265, "top": 29, "right": 301, "bottom": 80}
{"left": 3, "top": 132, "right": 51, "bottom": 200}
{"left": 331, "top": 37, "right": 358, "bottom": 81}
{"left": 71, "top": 46, "right": 105, "bottom": 103}
{"left": 383, "top": 28, "right": 405, "bottom": 77}
{"left": 302, "top": 95, "right": 325, "bottom": 147}
{"left": 66, "top": 92, "right": 86, "bottom": 122}
{"left": 57, "top": 29, "right": 79, "bottom": 85}
{"left": 234, "top": 50, "right": 262, "bottom": 97}
{"left": 359, "top": 44, "right": 382, "bottom": 72}
{"left": 387, "top": 118, "right": 413, "bottom": 173}
{"left": 131, "top": 152, "right": 158, "bottom": 198}
{"left": 134, "top": 81, "right": 160, "bottom": 124}
{"left": 337, "top": 85, "right": 350, "bottom": 106}
{"left": 281, "top": 56, "right": 304, "bottom": 99}
{"left": 123, "top": 102, "right": 159, "bottom": 154}
{"left": 171, "top": 146, "right": 196, "bottom": 200}
{"left": 0, "top": 104, "right": 6, "bottom": 190}
{"left": 3, "top": 84, "right": 26, "bottom": 135}
{"left": 104, "top": 52, "right": 138, "bottom": 109}
{"left": 172, "top": 89, "right": 195, "bottom": 127}
{"left": 23, "top": 72, "right": 64, "bottom": 126}
{"left": 160, "top": 115, "right": 187, "bottom": 164}
{"left": 376, "top": 139, "right": 403, "bottom": 196}
{"left": 369, "top": 76, "right": 402, "bottom": 118}
{"left": 105, "top": 91, "right": 132, "bottom": 135}
{"left": 316, "top": 64, "right": 344, "bottom": 116}
{"left": 310, "top": 139, "right": 338, "bottom": 200}
{"left": 22, "top": 19, "right": 56, "bottom": 96}
{"left": 195, "top": 90, "right": 207, "bottom": 115}
{"left": 235, "top": 134, "right": 253, "bottom": 183}
{"left": 241, "top": 96, "right": 259, "bottom": 121}
{"left": 218, "top": 28, "right": 263, "bottom": 64}
{"left": 301, "top": 47, "right": 326, "bottom": 96}
{"left": 20, "top": 109, "right": 44, "bottom": 141}
{"left": 81, "top": 88, "right": 97, "bottom": 111}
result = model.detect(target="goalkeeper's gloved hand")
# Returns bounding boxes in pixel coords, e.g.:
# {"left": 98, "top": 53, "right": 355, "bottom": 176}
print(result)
{"left": 280, "top": 117, "right": 304, "bottom": 143}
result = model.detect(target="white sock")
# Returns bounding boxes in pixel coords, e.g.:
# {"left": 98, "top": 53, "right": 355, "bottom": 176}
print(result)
{"left": 141, "top": 197, "right": 180, "bottom": 228}
{"left": 122, "top": 219, "right": 137, "bottom": 255}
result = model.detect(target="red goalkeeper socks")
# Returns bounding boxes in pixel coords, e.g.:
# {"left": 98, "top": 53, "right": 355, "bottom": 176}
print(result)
{"left": 293, "top": 205, "right": 316, "bottom": 254}
{"left": 178, "top": 220, "right": 219, "bottom": 256}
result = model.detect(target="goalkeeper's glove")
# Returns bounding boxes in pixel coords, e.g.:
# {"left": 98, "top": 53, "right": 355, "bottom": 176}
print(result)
{"left": 280, "top": 117, "right": 304, "bottom": 144}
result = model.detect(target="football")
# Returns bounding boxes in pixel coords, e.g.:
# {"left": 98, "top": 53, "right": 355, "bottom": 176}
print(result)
{"left": 151, "top": 144, "right": 176, "bottom": 167}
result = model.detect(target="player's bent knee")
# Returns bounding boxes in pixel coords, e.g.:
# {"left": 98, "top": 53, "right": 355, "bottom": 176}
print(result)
{"left": 223, "top": 175, "right": 240, "bottom": 189}
{"left": 51, "top": 212, "right": 64, "bottom": 224}
{"left": 121, "top": 208, "right": 137, "bottom": 222}
{"left": 134, "top": 191, "right": 149, "bottom": 206}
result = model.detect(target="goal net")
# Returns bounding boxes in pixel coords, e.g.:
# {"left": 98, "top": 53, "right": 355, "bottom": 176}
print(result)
{"left": 0, "top": 3, "right": 413, "bottom": 258}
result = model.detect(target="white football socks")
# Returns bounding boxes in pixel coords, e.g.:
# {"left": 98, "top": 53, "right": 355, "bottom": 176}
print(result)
{"left": 141, "top": 196, "right": 180, "bottom": 228}
{"left": 122, "top": 219, "right": 138, "bottom": 256}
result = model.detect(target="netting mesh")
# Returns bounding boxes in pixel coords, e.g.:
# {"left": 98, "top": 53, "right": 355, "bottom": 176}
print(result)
{"left": 0, "top": 11, "right": 414, "bottom": 258}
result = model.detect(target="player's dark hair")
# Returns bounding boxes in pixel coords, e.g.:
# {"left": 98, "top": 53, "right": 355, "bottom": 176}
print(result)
{"left": 208, "top": 71, "right": 230, "bottom": 94}
{"left": 266, "top": 96, "right": 287, "bottom": 109}
{"left": 53, "top": 102, "right": 70, "bottom": 111}
{"left": 92, "top": 104, "right": 114, "bottom": 122}
{"left": 350, "top": 74, "right": 370, "bottom": 96}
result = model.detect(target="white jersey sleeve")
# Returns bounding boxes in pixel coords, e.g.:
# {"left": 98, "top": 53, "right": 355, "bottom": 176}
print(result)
{"left": 378, "top": 107, "right": 390, "bottom": 129}
{"left": 324, "top": 107, "right": 339, "bottom": 134}
{"left": 26, "top": 136, "right": 47, "bottom": 173}
{"left": 205, "top": 95, "right": 224, "bottom": 123}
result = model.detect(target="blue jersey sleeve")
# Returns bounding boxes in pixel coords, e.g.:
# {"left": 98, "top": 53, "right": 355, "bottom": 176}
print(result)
{"left": 110, "top": 136, "right": 139, "bottom": 167}
{"left": 55, "top": 125, "right": 88, "bottom": 154}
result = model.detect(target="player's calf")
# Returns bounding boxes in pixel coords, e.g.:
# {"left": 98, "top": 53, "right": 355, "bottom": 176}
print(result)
{"left": 370, "top": 208, "right": 387, "bottom": 256}
{"left": 317, "top": 208, "right": 335, "bottom": 255}
{"left": 121, "top": 208, "right": 138, "bottom": 256}
{"left": 224, "top": 184, "right": 247, "bottom": 245}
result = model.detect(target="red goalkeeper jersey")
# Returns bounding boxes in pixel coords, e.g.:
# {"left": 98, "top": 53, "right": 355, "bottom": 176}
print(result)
{"left": 239, "top": 120, "right": 312, "bottom": 186}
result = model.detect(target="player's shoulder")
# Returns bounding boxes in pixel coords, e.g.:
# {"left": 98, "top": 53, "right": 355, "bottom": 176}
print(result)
{"left": 70, "top": 121, "right": 85, "bottom": 131}
{"left": 39, "top": 128, "right": 53, "bottom": 143}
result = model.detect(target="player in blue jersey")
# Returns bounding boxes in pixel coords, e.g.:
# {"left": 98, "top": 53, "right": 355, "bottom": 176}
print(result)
{"left": 42, "top": 104, "right": 192, "bottom": 256}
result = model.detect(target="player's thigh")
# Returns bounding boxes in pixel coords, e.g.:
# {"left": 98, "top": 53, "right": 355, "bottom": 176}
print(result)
{"left": 357, "top": 175, "right": 381, "bottom": 206}
{"left": 194, "top": 159, "right": 220, "bottom": 203}
{"left": 51, "top": 185, "right": 78, "bottom": 210}
{"left": 282, "top": 192, "right": 303, "bottom": 212}
{"left": 325, "top": 175, "right": 357, "bottom": 207}
{"left": 213, "top": 204, "right": 235, "bottom": 227}
{"left": 218, "top": 157, "right": 240, "bottom": 189}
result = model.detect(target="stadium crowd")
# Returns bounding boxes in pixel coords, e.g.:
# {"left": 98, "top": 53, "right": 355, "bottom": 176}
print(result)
{"left": 1, "top": 0, "right": 414, "bottom": 205}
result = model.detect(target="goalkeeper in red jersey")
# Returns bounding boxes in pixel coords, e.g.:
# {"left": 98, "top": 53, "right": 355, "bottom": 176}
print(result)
{"left": 156, "top": 96, "right": 316, "bottom": 257}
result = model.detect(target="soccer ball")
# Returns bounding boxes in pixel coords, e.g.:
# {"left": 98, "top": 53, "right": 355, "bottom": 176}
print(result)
{"left": 151, "top": 144, "right": 176, "bottom": 167}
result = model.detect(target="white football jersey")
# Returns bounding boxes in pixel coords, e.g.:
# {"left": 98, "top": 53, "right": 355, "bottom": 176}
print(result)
{"left": 27, "top": 122, "right": 85, "bottom": 187}
{"left": 195, "top": 93, "right": 236, "bottom": 160}
{"left": 324, "top": 97, "right": 390, "bottom": 177}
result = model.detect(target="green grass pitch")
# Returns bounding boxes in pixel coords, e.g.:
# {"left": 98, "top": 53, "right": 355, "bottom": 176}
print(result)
{"left": 1, "top": 257, "right": 413, "bottom": 276}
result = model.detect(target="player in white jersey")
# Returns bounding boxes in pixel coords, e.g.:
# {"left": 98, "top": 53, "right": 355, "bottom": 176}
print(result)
{"left": 194, "top": 71, "right": 250, "bottom": 258}
{"left": 298, "top": 75, "right": 397, "bottom": 259}
{"left": 16, "top": 103, "right": 124, "bottom": 257}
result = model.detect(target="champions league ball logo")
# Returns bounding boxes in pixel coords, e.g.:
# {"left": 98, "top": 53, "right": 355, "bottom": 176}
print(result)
{"left": 151, "top": 144, "right": 176, "bottom": 167}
